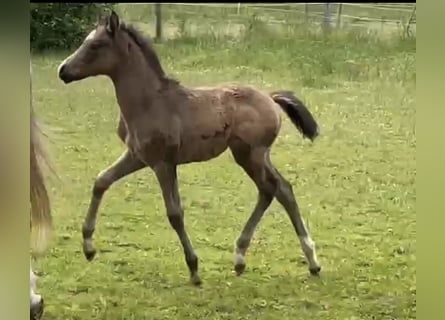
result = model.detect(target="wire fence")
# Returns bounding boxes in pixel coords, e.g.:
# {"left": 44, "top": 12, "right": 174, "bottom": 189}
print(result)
{"left": 116, "top": 3, "right": 416, "bottom": 41}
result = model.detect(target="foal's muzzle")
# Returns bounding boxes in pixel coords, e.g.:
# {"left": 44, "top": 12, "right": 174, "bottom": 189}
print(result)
{"left": 58, "top": 64, "right": 74, "bottom": 84}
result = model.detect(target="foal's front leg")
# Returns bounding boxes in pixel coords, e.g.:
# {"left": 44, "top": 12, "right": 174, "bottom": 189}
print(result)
{"left": 82, "top": 149, "right": 146, "bottom": 261}
{"left": 153, "top": 163, "right": 201, "bottom": 286}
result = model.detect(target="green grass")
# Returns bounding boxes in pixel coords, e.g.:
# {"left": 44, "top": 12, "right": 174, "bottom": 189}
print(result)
{"left": 31, "top": 21, "right": 415, "bottom": 320}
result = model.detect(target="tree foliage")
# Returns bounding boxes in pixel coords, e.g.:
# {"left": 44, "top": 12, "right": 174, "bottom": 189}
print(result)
{"left": 30, "top": 3, "right": 114, "bottom": 51}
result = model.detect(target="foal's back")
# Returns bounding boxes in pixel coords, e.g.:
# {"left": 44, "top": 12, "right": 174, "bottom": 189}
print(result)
{"left": 167, "top": 83, "right": 281, "bottom": 164}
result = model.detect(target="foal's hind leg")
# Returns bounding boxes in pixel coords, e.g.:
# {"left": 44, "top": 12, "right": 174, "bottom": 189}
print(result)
{"left": 153, "top": 162, "right": 201, "bottom": 286}
{"left": 230, "top": 145, "right": 277, "bottom": 275}
{"left": 266, "top": 156, "right": 321, "bottom": 275}
{"left": 82, "top": 150, "right": 146, "bottom": 261}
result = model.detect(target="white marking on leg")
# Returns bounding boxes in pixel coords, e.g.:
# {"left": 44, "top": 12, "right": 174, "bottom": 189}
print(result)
{"left": 30, "top": 261, "right": 42, "bottom": 307}
{"left": 299, "top": 236, "right": 320, "bottom": 270}
{"left": 234, "top": 252, "right": 245, "bottom": 266}
{"left": 84, "top": 238, "right": 94, "bottom": 252}
{"left": 31, "top": 291, "right": 42, "bottom": 307}
{"left": 30, "top": 262, "right": 37, "bottom": 291}
{"left": 234, "top": 237, "right": 249, "bottom": 267}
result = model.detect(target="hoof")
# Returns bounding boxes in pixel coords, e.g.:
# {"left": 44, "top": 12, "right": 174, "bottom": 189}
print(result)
{"left": 309, "top": 266, "right": 321, "bottom": 276}
{"left": 30, "top": 298, "right": 44, "bottom": 320}
{"left": 84, "top": 249, "right": 96, "bottom": 261}
{"left": 191, "top": 274, "right": 202, "bottom": 287}
{"left": 234, "top": 263, "right": 246, "bottom": 276}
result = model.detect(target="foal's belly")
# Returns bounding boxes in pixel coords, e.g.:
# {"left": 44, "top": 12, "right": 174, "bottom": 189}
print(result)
{"left": 177, "top": 135, "right": 229, "bottom": 164}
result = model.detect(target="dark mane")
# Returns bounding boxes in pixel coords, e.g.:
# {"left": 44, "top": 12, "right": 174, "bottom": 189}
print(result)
{"left": 121, "top": 23, "right": 178, "bottom": 85}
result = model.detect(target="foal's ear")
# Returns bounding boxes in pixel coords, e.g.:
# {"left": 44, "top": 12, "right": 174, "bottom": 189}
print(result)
{"left": 106, "top": 10, "right": 120, "bottom": 36}
{"left": 97, "top": 13, "right": 107, "bottom": 26}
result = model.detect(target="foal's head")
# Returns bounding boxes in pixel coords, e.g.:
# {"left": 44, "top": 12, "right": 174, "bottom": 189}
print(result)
{"left": 58, "top": 11, "right": 131, "bottom": 83}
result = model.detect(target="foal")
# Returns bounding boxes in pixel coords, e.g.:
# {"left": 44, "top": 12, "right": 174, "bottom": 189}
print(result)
{"left": 58, "top": 11, "right": 321, "bottom": 285}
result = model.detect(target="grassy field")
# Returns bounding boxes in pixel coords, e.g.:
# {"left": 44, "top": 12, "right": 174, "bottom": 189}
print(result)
{"left": 117, "top": 3, "right": 416, "bottom": 40}
{"left": 31, "top": 12, "right": 415, "bottom": 320}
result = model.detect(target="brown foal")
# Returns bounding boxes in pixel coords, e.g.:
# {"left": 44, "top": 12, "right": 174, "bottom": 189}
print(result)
{"left": 58, "top": 11, "right": 321, "bottom": 286}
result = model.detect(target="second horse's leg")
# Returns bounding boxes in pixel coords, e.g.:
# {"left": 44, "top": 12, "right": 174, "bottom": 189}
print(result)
{"left": 30, "top": 259, "right": 44, "bottom": 320}
{"left": 82, "top": 149, "right": 146, "bottom": 261}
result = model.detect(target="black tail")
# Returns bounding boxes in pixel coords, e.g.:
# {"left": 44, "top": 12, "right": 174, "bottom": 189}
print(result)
{"left": 271, "top": 90, "right": 319, "bottom": 141}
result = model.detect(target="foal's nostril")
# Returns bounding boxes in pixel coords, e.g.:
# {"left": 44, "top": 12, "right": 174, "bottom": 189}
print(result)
{"left": 58, "top": 64, "right": 73, "bottom": 84}
{"left": 58, "top": 64, "right": 66, "bottom": 79}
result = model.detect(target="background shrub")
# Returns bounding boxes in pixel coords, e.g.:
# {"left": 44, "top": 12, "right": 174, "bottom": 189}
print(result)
{"left": 30, "top": 3, "right": 114, "bottom": 51}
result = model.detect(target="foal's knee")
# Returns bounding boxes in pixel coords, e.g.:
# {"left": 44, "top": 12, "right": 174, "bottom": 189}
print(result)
{"left": 166, "top": 205, "right": 184, "bottom": 231}
{"left": 92, "top": 171, "right": 112, "bottom": 197}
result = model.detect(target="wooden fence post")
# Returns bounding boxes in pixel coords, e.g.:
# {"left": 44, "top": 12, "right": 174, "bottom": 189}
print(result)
{"left": 323, "top": 3, "right": 332, "bottom": 33}
{"left": 155, "top": 3, "right": 162, "bottom": 42}
{"left": 337, "top": 3, "right": 343, "bottom": 28}
{"left": 405, "top": 4, "right": 416, "bottom": 37}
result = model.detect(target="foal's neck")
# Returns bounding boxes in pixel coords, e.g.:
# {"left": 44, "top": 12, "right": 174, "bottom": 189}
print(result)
{"left": 110, "top": 52, "right": 162, "bottom": 123}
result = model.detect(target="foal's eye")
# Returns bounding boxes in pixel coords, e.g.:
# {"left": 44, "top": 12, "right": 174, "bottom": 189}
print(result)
{"left": 90, "top": 43, "right": 102, "bottom": 50}
{"left": 90, "top": 41, "right": 108, "bottom": 50}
